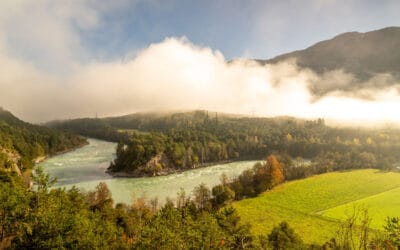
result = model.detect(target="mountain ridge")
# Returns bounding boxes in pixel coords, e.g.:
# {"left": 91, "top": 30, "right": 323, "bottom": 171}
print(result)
{"left": 255, "top": 26, "right": 400, "bottom": 95}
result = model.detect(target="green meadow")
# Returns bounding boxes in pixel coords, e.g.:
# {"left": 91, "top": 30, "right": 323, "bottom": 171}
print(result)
{"left": 322, "top": 187, "right": 400, "bottom": 229}
{"left": 233, "top": 169, "right": 400, "bottom": 244}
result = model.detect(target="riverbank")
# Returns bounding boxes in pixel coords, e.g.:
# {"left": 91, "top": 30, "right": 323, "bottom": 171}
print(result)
{"left": 39, "top": 138, "right": 258, "bottom": 204}
{"left": 33, "top": 139, "right": 89, "bottom": 164}
{"left": 107, "top": 159, "right": 259, "bottom": 178}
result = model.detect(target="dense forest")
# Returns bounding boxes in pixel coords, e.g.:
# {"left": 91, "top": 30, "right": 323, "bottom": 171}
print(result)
{"left": 0, "top": 108, "right": 86, "bottom": 173}
{"left": 49, "top": 110, "right": 400, "bottom": 177}
{"left": 1, "top": 162, "right": 399, "bottom": 249}
{"left": 0, "top": 167, "right": 252, "bottom": 249}
{"left": 2, "top": 109, "right": 400, "bottom": 248}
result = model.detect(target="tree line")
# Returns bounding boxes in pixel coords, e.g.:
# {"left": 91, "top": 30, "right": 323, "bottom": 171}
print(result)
{"left": 50, "top": 111, "right": 400, "bottom": 176}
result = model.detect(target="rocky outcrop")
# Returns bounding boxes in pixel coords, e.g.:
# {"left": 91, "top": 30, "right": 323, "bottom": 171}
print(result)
{"left": 0, "top": 146, "right": 21, "bottom": 175}
{"left": 109, "top": 153, "right": 178, "bottom": 177}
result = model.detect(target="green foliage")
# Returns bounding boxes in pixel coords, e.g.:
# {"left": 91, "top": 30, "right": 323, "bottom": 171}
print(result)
{"left": 212, "top": 184, "right": 235, "bottom": 209}
{"left": 7, "top": 109, "right": 400, "bottom": 248}
{"left": 3, "top": 163, "right": 399, "bottom": 249}
{"left": 0, "top": 152, "right": 12, "bottom": 169}
{"left": 193, "top": 183, "right": 212, "bottom": 212}
{"left": 227, "top": 155, "right": 283, "bottom": 200}
{"left": 267, "top": 221, "right": 304, "bottom": 250}
{"left": 50, "top": 111, "right": 400, "bottom": 177}
{"left": 215, "top": 206, "right": 254, "bottom": 249}
{"left": 0, "top": 170, "right": 257, "bottom": 249}
{"left": 48, "top": 117, "right": 129, "bottom": 143}
{"left": 0, "top": 171, "right": 31, "bottom": 248}
{"left": 87, "top": 182, "right": 114, "bottom": 216}
{"left": 385, "top": 217, "right": 400, "bottom": 247}
{"left": 0, "top": 108, "right": 86, "bottom": 171}
{"left": 137, "top": 200, "right": 254, "bottom": 249}
{"left": 32, "top": 166, "right": 57, "bottom": 192}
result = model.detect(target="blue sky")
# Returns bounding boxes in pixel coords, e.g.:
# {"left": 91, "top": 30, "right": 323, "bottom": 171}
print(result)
{"left": 3, "top": 0, "right": 400, "bottom": 71}
{"left": 2, "top": 0, "right": 400, "bottom": 122}
{"left": 75, "top": 0, "right": 400, "bottom": 61}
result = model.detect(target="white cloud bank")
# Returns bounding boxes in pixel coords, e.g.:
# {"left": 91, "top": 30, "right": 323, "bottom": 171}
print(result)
{"left": 0, "top": 1, "right": 400, "bottom": 125}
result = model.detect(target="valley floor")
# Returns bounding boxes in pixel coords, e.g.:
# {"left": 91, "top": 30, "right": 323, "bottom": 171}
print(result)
{"left": 233, "top": 169, "right": 400, "bottom": 244}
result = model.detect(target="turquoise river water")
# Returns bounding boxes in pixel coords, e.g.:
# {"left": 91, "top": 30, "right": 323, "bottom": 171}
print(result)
{"left": 39, "top": 138, "right": 258, "bottom": 204}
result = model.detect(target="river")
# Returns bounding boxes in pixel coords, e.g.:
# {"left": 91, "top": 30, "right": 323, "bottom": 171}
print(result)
{"left": 39, "top": 138, "right": 259, "bottom": 204}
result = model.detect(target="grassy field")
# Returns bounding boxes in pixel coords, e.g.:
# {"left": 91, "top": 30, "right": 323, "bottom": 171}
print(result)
{"left": 322, "top": 187, "right": 400, "bottom": 229}
{"left": 233, "top": 169, "right": 400, "bottom": 244}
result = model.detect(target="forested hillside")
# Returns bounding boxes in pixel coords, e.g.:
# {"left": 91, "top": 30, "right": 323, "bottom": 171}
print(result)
{"left": 0, "top": 108, "right": 86, "bottom": 174}
{"left": 48, "top": 110, "right": 400, "bottom": 177}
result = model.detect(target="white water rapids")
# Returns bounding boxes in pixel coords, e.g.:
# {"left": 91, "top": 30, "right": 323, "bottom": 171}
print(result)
{"left": 39, "top": 138, "right": 258, "bottom": 204}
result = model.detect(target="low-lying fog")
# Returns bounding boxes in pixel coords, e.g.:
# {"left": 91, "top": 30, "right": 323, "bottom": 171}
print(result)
{"left": 1, "top": 2, "right": 399, "bottom": 126}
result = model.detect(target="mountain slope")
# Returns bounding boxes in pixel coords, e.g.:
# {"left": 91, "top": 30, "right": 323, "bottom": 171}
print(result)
{"left": 0, "top": 107, "right": 86, "bottom": 174}
{"left": 257, "top": 27, "right": 400, "bottom": 94}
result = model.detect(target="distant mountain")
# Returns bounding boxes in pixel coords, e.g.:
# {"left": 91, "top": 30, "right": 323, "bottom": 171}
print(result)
{"left": 0, "top": 107, "right": 26, "bottom": 127}
{"left": 256, "top": 27, "right": 400, "bottom": 94}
